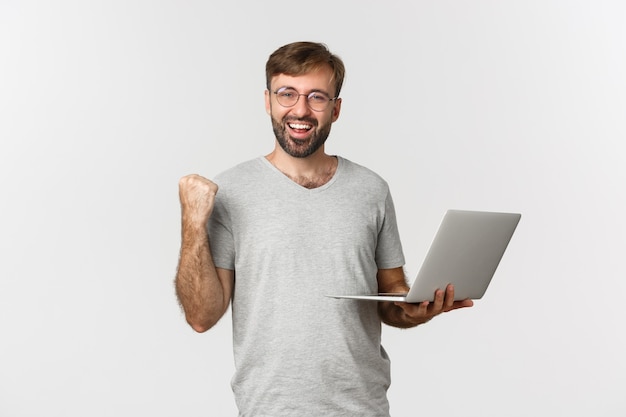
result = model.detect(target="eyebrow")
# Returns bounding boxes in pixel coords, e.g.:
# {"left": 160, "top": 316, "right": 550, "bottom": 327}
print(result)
{"left": 275, "top": 86, "right": 332, "bottom": 96}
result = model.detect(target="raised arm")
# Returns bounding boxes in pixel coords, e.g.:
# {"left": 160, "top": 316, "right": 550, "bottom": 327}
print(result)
{"left": 376, "top": 267, "right": 473, "bottom": 328}
{"left": 175, "top": 174, "right": 234, "bottom": 333}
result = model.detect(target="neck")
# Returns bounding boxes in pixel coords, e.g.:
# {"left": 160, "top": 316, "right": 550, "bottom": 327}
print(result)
{"left": 265, "top": 145, "right": 338, "bottom": 189}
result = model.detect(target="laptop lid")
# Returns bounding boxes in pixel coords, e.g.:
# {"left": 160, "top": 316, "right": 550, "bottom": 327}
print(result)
{"left": 327, "top": 210, "right": 521, "bottom": 303}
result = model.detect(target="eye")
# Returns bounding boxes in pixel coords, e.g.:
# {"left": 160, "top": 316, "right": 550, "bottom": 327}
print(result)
{"left": 277, "top": 88, "right": 297, "bottom": 98}
{"left": 308, "top": 93, "right": 329, "bottom": 103}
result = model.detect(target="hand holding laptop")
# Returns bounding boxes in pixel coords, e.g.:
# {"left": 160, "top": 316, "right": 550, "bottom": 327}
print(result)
{"left": 391, "top": 284, "right": 474, "bottom": 325}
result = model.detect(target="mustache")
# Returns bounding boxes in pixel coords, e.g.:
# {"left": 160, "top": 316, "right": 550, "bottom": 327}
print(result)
{"left": 283, "top": 116, "right": 318, "bottom": 126}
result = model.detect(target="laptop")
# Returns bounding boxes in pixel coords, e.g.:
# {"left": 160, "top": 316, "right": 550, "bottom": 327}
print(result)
{"left": 327, "top": 210, "right": 521, "bottom": 303}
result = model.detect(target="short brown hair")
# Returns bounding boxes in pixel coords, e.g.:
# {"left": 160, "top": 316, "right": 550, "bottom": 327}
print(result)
{"left": 265, "top": 41, "right": 346, "bottom": 97}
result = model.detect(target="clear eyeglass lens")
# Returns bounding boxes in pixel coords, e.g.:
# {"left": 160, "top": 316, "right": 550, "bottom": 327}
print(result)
{"left": 307, "top": 93, "right": 330, "bottom": 110}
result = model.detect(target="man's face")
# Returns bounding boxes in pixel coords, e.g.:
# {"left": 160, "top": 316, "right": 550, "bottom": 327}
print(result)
{"left": 265, "top": 67, "right": 342, "bottom": 158}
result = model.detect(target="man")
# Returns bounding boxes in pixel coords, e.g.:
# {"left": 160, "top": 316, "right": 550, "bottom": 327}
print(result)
{"left": 175, "top": 41, "right": 473, "bottom": 416}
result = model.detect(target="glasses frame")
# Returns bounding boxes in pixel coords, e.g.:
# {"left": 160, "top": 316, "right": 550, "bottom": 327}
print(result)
{"left": 272, "top": 87, "right": 338, "bottom": 112}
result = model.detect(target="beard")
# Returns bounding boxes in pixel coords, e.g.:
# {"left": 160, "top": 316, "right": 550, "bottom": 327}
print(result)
{"left": 271, "top": 115, "right": 332, "bottom": 158}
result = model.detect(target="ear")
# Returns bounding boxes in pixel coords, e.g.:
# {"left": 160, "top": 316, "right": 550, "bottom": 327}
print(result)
{"left": 331, "top": 97, "right": 342, "bottom": 122}
{"left": 264, "top": 90, "right": 271, "bottom": 115}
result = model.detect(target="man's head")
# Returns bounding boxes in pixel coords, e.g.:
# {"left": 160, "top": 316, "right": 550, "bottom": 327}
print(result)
{"left": 265, "top": 42, "right": 345, "bottom": 158}
{"left": 265, "top": 42, "right": 345, "bottom": 99}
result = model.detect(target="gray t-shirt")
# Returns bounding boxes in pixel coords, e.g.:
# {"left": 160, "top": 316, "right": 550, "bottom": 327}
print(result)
{"left": 208, "top": 156, "right": 405, "bottom": 416}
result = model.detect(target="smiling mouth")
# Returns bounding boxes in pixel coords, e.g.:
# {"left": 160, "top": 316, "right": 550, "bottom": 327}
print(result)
{"left": 288, "top": 122, "right": 313, "bottom": 131}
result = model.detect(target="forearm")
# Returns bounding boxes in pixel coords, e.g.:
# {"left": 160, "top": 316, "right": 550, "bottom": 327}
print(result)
{"left": 378, "top": 302, "right": 430, "bottom": 329}
{"left": 376, "top": 267, "right": 425, "bottom": 328}
{"left": 175, "top": 221, "right": 229, "bottom": 332}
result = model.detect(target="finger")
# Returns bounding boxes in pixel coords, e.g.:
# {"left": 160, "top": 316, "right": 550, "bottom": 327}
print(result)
{"left": 431, "top": 289, "right": 445, "bottom": 312}
{"left": 417, "top": 300, "right": 435, "bottom": 322}
{"left": 444, "top": 284, "right": 455, "bottom": 310}
{"left": 419, "top": 301, "right": 430, "bottom": 315}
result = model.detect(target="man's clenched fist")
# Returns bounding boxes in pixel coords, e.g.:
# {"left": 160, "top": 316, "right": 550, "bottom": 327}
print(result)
{"left": 178, "top": 174, "right": 219, "bottom": 226}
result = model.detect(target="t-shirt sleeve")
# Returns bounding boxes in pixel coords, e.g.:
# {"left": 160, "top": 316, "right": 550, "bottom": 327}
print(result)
{"left": 374, "top": 189, "right": 406, "bottom": 269}
{"left": 207, "top": 193, "right": 236, "bottom": 270}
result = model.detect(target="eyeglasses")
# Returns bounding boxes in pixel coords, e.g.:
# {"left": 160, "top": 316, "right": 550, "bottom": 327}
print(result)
{"left": 272, "top": 87, "right": 338, "bottom": 112}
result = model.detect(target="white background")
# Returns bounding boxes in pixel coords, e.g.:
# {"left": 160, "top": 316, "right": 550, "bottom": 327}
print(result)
{"left": 1, "top": 1, "right": 625, "bottom": 416}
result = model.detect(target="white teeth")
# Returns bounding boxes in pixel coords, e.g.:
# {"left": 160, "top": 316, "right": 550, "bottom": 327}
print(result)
{"left": 289, "top": 123, "right": 312, "bottom": 130}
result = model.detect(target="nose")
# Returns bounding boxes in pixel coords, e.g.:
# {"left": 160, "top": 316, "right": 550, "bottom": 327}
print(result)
{"left": 290, "top": 94, "right": 312, "bottom": 117}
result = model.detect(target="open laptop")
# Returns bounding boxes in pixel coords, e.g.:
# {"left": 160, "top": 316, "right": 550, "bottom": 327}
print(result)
{"left": 327, "top": 210, "right": 521, "bottom": 303}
